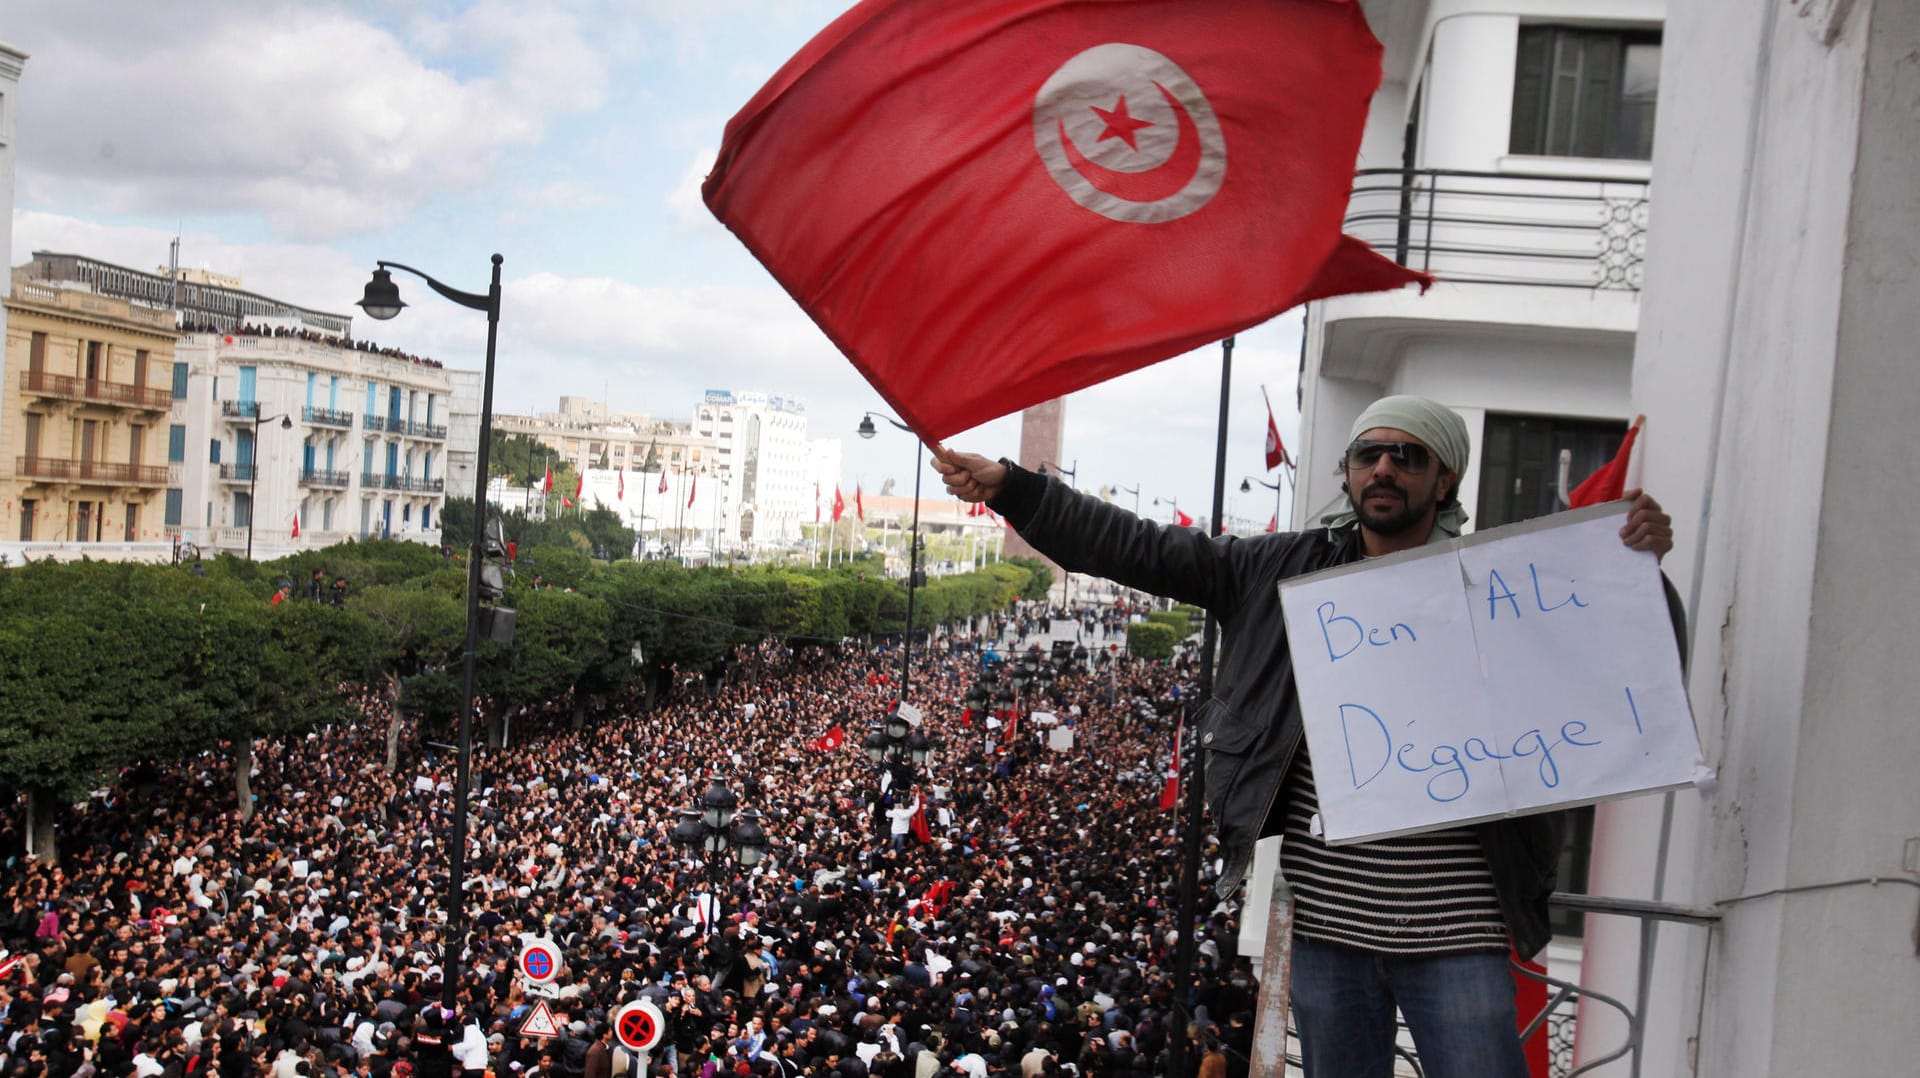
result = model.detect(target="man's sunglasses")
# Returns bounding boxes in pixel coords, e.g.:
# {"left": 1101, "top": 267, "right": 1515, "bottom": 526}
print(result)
{"left": 1344, "top": 439, "right": 1435, "bottom": 472}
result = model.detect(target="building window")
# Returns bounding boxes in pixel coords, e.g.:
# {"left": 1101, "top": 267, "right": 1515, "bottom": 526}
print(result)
{"left": 125, "top": 503, "right": 139, "bottom": 543}
{"left": 235, "top": 492, "right": 253, "bottom": 529}
{"left": 165, "top": 489, "right": 183, "bottom": 527}
{"left": 169, "top": 424, "right": 187, "bottom": 463}
{"left": 19, "top": 500, "right": 35, "bottom": 542}
{"left": 210, "top": 440, "right": 222, "bottom": 464}
{"left": 421, "top": 504, "right": 431, "bottom": 530}
{"left": 1510, "top": 26, "right": 1660, "bottom": 161}
{"left": 29, "top": 332, "right": 47, "bottom": 374}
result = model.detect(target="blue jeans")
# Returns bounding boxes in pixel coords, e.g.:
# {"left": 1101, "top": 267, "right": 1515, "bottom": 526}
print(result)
{"left": 1290, "top": 938, "right": 1529, "bottom": 1078}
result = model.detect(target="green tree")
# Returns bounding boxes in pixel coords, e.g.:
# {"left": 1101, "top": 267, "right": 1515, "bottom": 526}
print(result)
{"left": 1126, "top": 621, "right": 1177, "bottom": 662}
{"left": 1004, "top": 557, "right": 1055, "bottom": 601}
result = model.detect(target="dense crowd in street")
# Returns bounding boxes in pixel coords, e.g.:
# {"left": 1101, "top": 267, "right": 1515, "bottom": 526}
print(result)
{"left": 0, "top": 610, "right": 1256, "bottom": 1078}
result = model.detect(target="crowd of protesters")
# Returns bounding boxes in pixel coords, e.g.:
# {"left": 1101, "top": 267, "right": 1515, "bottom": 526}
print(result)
{"left": 0, "top": 611, "right": 1258, "bottom": 1078}
{"left": 178, "top": 319, "right": 443, "bottom": 369}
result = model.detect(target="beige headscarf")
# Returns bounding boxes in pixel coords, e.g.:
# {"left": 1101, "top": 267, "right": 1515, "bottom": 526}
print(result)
{"left": 1316, "top": 395, "right": 1471, "bottom": 541}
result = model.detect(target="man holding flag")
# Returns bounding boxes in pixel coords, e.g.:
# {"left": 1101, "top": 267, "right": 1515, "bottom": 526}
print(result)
{"left": 934, "top": 398, "right": 1678, "bottom": 1077}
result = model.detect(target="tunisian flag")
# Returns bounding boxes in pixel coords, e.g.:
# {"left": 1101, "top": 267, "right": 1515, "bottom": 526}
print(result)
{"left": 809, "top": 724, "right": 846, "bottom": 752}
{"left": 291, "top": 515, "right": 301, "bottom": 540}
{"left": 687, "top": 474, "right": 698, "bottom": 508}
{"left": 618, "top": 469, "right": 625, "bottom": 501}
{"left": 1568, "top": 417, "right": 1643, "bottom": 509}
{"left": 542, "top": 467, "right": 553, "bottom": 493}
{"left": 1173, "top": 509, "right": 1194, "bottom": 528}
{"left": 832, "top": 486, "right": 846, "bottom": 522}
{"left": 704, "top": 0, "right": 1427, "bottom": 441}
{"left": 1263, "top": 387, "right": 1292, "bottom": 471}
{"left": 658, "top": 470, "right": 669, "bottom": 495}
{"left": 855, "top": 484, "right": 865, "bottom": 522}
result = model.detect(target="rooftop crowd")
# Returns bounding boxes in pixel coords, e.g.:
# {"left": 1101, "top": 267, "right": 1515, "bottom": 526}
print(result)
{"left": 0, "top": 614, "right": 1256, "bottom": 1078}
{"left": 180, "top": 320, "right": 444, "bottom": 370}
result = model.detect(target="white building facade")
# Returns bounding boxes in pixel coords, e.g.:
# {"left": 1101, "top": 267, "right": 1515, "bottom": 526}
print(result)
{"left": 0, "top": 42, "right": 27, "bottom": 436}
{"left": 691, "top": 389, "right": 825, "bottom": 548}
{"left": 170, "top": 332, "right": 456, "bottom": 556}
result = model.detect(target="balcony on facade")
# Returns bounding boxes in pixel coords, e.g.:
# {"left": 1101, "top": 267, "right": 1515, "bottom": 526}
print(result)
{"left": 218, "top": 463, "right": 257, "bottom": 483}
{"left": 220, "top": 399, "right": 261, "bottom": 422}
{"left": 17, "top": 456, "right": 170, "bottom": 487}
{"left": 303, "top": 405, "right": 354, "bottom": 429}
{"left": 19, "top": 370, "right": 172, "bottom": 413}
{"left": 364, "top": 414, "right": 390, "bottom": 433}
{"left": 357, "top": 471, "right": 445, "bottom": 494}
{"left": 300, "top": 468, "right": 351, "bottom": 489}
{"left": 408, "top": 420, "right": 448, "bottom": 441}
{"left": 1345, "top": 168, "right": 1650, "bottom": 292}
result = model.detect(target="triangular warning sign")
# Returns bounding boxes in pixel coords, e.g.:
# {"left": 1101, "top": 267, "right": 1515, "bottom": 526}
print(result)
{"left": 520, "top": 999, "right": 561, "bottom": 1040}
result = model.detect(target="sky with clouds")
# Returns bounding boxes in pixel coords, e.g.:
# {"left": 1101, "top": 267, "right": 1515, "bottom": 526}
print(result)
{"left": 5, "top": 0, "right": 1303, "bottom": 528}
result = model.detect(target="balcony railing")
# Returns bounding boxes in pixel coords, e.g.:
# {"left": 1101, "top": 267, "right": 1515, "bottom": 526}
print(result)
{"left": 1343, "top": 168, "right": 1651, "bottom": 291}
{"left": 303, "top": 406, "right": 354, "bottom": 428}
{"left": 220, "top": 399, "right": 261, "bottom": 420}
{"left": 19, "top": 370, "right": 172, "bottom": 411}
{"left": 300, "top": 468, "right": 352, "bottom": 489}
{"left": 409, "top": 420, "right": 448, "bottom": 440}
{"left": 219, "top": 462, "right": 258, "bottom": 483}
{"left": 364, "top": 414, "right": 390, "bottom": 433}
{"left": 16, "top": 456, "right": 171, "bottom": 486}
{"left": 403, "top": 476, "right": 446, "bottom": 494}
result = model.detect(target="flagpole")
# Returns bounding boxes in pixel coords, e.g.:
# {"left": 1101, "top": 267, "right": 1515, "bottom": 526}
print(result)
{"left": 1170, "top": 335, "right": 1234, "bottom": 1078}
{"left": 638, "top": 466, "right": 650, "bottom": 558}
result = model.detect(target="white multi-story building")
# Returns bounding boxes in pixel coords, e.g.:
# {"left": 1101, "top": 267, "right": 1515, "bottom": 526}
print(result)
{"left": 170, "top": 332, "right": 455, "bottom": 555}
{"left": 691, "top": 389, "right": 830, "bottom": 548}
{"left": 0, "top": 41, "right": 28, "bottom": 430}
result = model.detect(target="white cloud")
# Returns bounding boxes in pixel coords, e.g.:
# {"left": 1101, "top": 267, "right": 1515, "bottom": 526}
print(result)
{"left": 10, "top": 1, "right": 606, "bottom": 241}
{"left": 665, "top": 149, "right": 720, "bottom": 229}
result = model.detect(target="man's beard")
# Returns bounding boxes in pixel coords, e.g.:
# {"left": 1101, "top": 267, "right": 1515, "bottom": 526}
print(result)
{"left": 1349, "top": 480, "right": 1432, "bottom": 536}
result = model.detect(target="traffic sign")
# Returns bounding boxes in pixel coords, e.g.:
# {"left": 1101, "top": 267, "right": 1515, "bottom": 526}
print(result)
{"left": 519, "top": 999, "right": 561, "bottom": 1040}
{"left": 612, "top": 999, "right": 664, "bottom": 1053}
{"left": 519, "top": 939, "right": 560, "bottom": 985}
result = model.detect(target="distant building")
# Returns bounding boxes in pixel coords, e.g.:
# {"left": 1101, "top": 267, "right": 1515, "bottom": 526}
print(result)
{"left": 691, "top": 389, "right": 831, "bottom": 547}
{"left": 12, "top": 254, "right": 471, "bottom": 559}
{"left": 0, "top": 41, "right": 28, "bottom": 439}
{"left": 1, "top": 274, "right": 174, "bottom": 559}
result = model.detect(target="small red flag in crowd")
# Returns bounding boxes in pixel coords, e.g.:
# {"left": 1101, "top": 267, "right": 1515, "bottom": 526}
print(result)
{"left": 1568, "top": 417, "right": 1643, "bottom": 509}
{"left": 809, "top": 724, "right": 846, "bottom": 752}
{"left": 1173, "top": 509, "right": 1195, "bottom": 528}
{"left": 704, "top": 0, "right": 1428, "bottom": 440}
{"left": 1265, "top": 514, "right": 1278, "bottom": 534}
{"left": 1159, "top": 719, "right": 1183, "bottom": 812}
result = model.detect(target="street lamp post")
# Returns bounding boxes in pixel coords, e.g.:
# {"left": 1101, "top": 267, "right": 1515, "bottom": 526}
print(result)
{"left": 357, "top": 254, "right": 503, "bottom": 1011}
{"left": 1118, "top": 483, "right": 1140, "bottom": 517}
{"left": 671, "top": 778, "right": 770, "bottom": 933}
{"left": 1241, "top": 474, "right": 1286, "bottom": 531}
{"left": 857, "top": 412, "right": 925, "bottom": 699}
{"left": 863, "top": 709, "right": 937, "bottom": 839}
{"left": 246, "top": 412, "right": 293, "bottom": 559}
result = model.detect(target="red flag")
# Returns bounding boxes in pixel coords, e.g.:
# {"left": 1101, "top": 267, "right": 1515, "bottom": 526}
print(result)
{"left": 575, "top": 473, "right": 585, "bottom": 501}
{"left": 809, "top": 724, "right": 846, "bottom": 752}
{"left": 1173, "top": 509, "right": 1194, "bottom": 528}
{"left": 1159, "top": 719, "right": 1183, "bottom": 812}
{"left": 687, "top": 474, "right": 698, "bottom": 508}
{"left": 910, "top": 798, "right": 932, "bottom": 844}
{"left": 855, "top": 484, "right": 865, "bottom": 522}
{"left": 832, "top": 486, "right": 846, "bottom": 523}
{"left": 658, "top": 470, "right": 669, "bottom": 495}
{"left": 815, "top": 481, "right": 822, "bottom": 523}
{"left": 1568, "top": 418, "right": 1642, "bottom": 509}
{"left": 618, "top": 470, "right": 625, "bottom": 501}
{"left": 1263, "top": 388, "right": 1292, "bottom": 471}
{"left": 703, "top": 0, "right": 1428, "bottom": 442}
{"left": 542, "top": 467, "right": 553, "bottom": 493}
{"left": 291, "top": 515, "right": 300, "bottom": 539}
{"left": 1265, "top": 514, "right": 1278, "bottom": 534}
{"left": 562, "top": 495, "right": 573, "bottom": 509}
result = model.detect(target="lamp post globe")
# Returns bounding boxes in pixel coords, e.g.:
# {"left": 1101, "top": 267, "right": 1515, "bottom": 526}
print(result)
{"left": 356, "top": 268, "right": 407, "bottom": 320}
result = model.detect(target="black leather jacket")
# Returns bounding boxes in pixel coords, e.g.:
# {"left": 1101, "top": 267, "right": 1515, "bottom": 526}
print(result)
{"left": 993, "top": 464, "right": 1581, "bottom": 959}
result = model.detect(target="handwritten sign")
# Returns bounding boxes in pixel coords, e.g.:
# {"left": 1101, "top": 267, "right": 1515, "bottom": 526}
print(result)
{"left": 1278, "top": 504, "right": 1701, "bottom": 844}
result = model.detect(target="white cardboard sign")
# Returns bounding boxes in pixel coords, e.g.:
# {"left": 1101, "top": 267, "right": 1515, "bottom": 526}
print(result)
{"left": 1278, "top": 504, "right": 1702, "bottom": 844}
